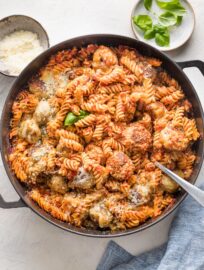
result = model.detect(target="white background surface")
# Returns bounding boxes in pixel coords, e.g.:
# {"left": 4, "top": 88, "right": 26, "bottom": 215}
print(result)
{"left": 0, "top": 1, "right": 204, "bottom": 269}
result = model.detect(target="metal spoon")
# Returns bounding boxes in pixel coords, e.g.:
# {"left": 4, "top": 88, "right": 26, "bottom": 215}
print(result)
{"left": 155, "top": 162, "right": 204, "bottom": 207}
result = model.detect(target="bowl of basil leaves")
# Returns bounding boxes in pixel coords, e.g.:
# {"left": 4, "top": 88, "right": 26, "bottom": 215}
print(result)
{"left": 131, "top": 0, "right": 195, "bottom": 51}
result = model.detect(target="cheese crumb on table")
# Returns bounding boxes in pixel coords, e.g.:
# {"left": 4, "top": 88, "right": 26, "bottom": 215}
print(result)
{"left": 0, "top": 30, "right": 44, "bottom": 75}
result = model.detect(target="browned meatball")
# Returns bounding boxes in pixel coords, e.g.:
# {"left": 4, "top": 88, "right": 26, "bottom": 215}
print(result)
{"left": 146, "top": 102, "right": 166, "bottom": 119}
{"left": 143, "top": 64, "right": 156, "bottom": 81}
{"left": 160, "top": 125, "right": 188, "bottom": 151}
{"left": 19, "top": 119, "right": 41, "bottom": 144}
{"left": 85, "top": 145, "right": 105, "bottom": 165}
{"left": 33, "top": 100, "right": 51, "bottom": 125}
{"left": 68, "top": 166, "right": 94, "bottom": 190}
{"left": 89, "top": 203, "right": 113, "bottom": 228}
{"left": 47, "top": 175, "right": 68, "bottom": 194}
{"left": 121, "top": 123, "right": 152, "bottom": 153}
{"left": 93, "top": 45, "right": 118, "bottom": 70}
{"left": 106, "top": 151, "right": 134, "bottom": 181}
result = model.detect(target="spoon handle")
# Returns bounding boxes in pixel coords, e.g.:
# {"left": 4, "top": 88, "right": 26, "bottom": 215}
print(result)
{"left": 155, "top": 162, "right": 204, "bottom": 207}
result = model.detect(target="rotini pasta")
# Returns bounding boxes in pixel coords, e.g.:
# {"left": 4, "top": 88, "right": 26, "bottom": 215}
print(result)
{"left": 9, "top": 44, "right": 200, "bottom": 231}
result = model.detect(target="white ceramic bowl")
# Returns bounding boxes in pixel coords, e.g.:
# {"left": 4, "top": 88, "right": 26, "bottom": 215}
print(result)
{"left": 131, "top": 0, "right": 195, "bottom": 51}
{"left": 0, "top": 14, "right": 49, "bottom": 77}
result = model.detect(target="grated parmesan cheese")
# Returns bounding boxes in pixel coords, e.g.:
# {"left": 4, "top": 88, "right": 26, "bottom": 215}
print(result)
{"left": 0, "top": 30, "right": 44, "bottom": 75}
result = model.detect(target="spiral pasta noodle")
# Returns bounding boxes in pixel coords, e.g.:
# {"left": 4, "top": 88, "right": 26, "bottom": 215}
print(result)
{"left": 9, "top": 44, "right": 200, "bottom": 231}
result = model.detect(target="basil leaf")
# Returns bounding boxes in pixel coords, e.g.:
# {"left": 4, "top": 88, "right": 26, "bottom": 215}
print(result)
{"left": 167, "top": 4, "right": 186, "bottom": 16}
{"left": 133, "top": 15, "right": 153, "bottom": 31}
{"left": 155, "top": 31, "right": 170, "bottom": 46}
{"left": 64, "top": 112, "right": 79, "bottom": 126}
{"left": 79, "top": 110, "right": 90, "bottom": 119}
{"left": 153, "top": 24, "right": 168, "bottom": 34}
{"left": 159, "top": 11, "right": 177, "bottom": 26}
{"left": 156, "top": 0, "right": 186, "bottom": 16}
{"left": 176, "top": 15, "right": 183, "bottom": 25}
{"left": 144, "top": 0, "right": 152, "bottom": 11}
{"left": 156, "top": 0, "right": 178, "bottom": 9}
{"left": 144, "top": 28, "right": 156, "bottom": 39}
{"left": 64, "top": 110, "right": 90, "bottom": 126}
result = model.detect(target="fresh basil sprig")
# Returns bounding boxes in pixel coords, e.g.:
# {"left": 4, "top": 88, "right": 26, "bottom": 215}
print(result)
{"left": 133, "top": 15, "right": 170, "bottom": 46}
{"left": 133, "top": 0, "right": 186, "bottom": 47}
{"left": 64, "top": 110, "right": 89, "bottom": 126}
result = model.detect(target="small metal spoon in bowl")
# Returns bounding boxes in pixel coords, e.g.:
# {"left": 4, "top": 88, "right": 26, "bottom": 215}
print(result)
{"left": 155, "top": 162, "right": 204, "bottom": 207}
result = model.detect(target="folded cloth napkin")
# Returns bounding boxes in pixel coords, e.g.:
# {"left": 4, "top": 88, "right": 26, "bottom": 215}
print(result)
{"left": 97, "top": 187, "right": 204, "bottom": 270}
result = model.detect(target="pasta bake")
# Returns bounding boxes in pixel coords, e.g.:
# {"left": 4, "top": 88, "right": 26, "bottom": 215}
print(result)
{"left": 9, "top": 45, "right": 200, "bottom": 231}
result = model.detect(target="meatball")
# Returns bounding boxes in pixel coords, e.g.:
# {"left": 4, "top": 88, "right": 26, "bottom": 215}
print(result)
{"left": 19, "top": 119, "right": 41, "bottom": 144}
{"left": 68, "top": 166, "right": 94, "bottom": 190}
{"left": 146, "top": 102, "right": 166, "bottom": 119}
{"left": 106, "top": 151, "right": 134, "bottom": 181}
{"left": 93, "top": 45, "right": 118, "bottom": 70}
{"left": 160, "top": 125, "right": 188, "bottom": 151}
{"left": 89, "top": 203, "right": 113, "bottom": 228}
{"left": 34, "top": 100, "right": 51, "bottom": 125}
{"left": 143, "top": 64, "right": 156, "bottom": 81}
{"left": 85, "top": 145, "right": 105, "bottom": 165}
{"left": 129, "top": 184, "right": 151, "bottom": 206}
{"left": 121, "top": 123, "right": 152, "bottom": 153}
{"left": 30, "top": 145, "right": 50, "bottom": 162}
{"left": 161, "top": 170, "right": 183, "bottom": 193}
{"left": 48, "top": 175, "right": 68, "bottom": 194}
{"left": 26, "top": 145, "right": 51, "bottom": 182}
{"left": 29, "top": 161, "right": 47, "bottom": 182}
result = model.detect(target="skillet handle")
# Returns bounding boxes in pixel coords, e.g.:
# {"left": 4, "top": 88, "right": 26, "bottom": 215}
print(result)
{"left": 0, "top": 194, "right": 27, "bottom": 208}
{"left": 177, "top": 60, "right": 204, "bottom": 76}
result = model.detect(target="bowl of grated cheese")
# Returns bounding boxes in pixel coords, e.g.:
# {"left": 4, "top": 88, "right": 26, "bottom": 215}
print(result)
{"left": 0, "top": 15, "right": 49, "bottom": 77}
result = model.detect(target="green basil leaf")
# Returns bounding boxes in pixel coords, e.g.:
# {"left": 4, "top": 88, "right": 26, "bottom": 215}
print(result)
{"left": 167, "top": 4, "right": 186, "bottom": 16}
{"left": 64, "top": 112, "right": 79, "bottom": 126}
{"left": 176, "top": 15, "right": 183, "bottom": 25}
{"left": 156, "top": 0, "right": 186, "bottom": 16}
{"left": 64, "top": 110, "right": 90, "bottom": 126}
{"left": 133, "top": 15, "right": 153, "bottom": 31}
{"left": 155, "top": 31, "right": 170, "bottom": 47}
{"left": 79, "top": 110, "right": 90, "bottom": 119}
{"left": 159, "top": 11, "right": 177, "bottom": 26}
{"left": 153, "top": 24, "right": 168, "bottom": 34}
{"left": 144, "top": 28, "right": 156, "bottom": 39}
{"left": 156, "top": 0, "right": 178, "bottom": 9}
{"left": 144, "top": 0, "right": 152, "bottom": 11}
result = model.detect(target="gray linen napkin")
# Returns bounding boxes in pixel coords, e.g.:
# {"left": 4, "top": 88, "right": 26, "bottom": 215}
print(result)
{"left": 97, "top": 186, "right": 204, "bottom": 270}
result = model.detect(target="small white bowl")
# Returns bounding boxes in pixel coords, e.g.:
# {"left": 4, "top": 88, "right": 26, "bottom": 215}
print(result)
{"left": 131, "top": 0, "right": 195, "bottom": 52}
{"left": 0, "top": 15, "right": 49, "bottom": 77}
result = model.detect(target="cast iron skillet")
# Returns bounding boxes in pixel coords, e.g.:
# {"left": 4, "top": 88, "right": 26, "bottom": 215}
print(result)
{"left": 0, "top": 34, "right": 204, "bottom": 237}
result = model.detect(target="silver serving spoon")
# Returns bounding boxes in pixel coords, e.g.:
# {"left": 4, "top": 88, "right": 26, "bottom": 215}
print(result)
{"left": 155, "top": 162, "right": 204, "bottom": 207}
